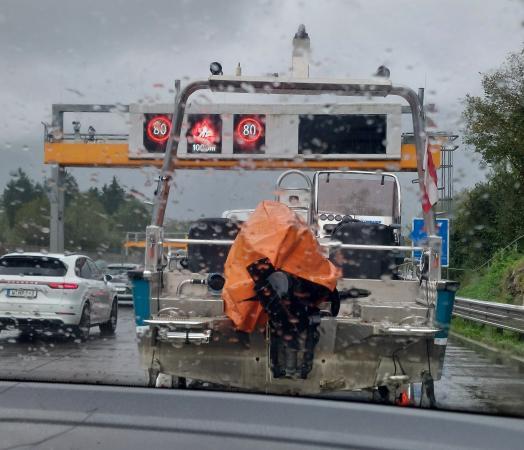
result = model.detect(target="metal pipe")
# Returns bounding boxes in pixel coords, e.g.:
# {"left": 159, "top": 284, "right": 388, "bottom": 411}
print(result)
{"left": 150, "top": 78, "right": 434, "bottom": 236}
{"left": 390, "top": 85, "right": 435, "bottom": 235}
{"left": 275, "top": 170, "right": 313, "bottom": 224}
{"left": 311, "top": 170, "right": 402, "bottom": 225}
{"left": 163, "top": 237, "right": 423, "bottom": 252}
{"left": 151, "top": 80, "right": 210, "bottom": 227}
{"left": 176, "top": 279, "right": 200, "bottom": 296}
{"left": 275, "top": 169, "right": 313, "bottom": 191}
{"left": 322, "top": 242, "right": 421, "bottom": 251}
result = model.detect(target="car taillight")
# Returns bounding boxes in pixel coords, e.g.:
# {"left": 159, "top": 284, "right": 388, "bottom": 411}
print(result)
{"left": 48, "top": 282, "right": 79, "bottom": 290}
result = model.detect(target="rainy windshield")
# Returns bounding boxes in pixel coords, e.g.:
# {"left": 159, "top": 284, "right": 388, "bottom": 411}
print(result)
{"left": 1, "top": 0, "right": 523, "bottom": 422}
{"left": 317, "top": 173, "right": 399, "bottom": 220}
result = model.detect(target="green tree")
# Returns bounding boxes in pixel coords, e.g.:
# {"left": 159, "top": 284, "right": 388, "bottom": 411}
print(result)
{"left": 63, "top": 171, "right": 80, "bottom": 206}
{"left": 112, "top": 197, "right": 150, "bottom": 232}
{"left": 453, "top": 49, "right": 524, "bottom": 269}
{"left": 65, "top": 194, "right": 113, "bottom": 252}
{"left": 463, "top": 50, "right": 524, "bottom": 177}
{"left": 100, "top": 176, "right": 126, "bottom": 215}
{"left": 87, "top": 186, "right": 101, "bottom": 200}
{"left": 12, "top": 196, "right": 50, "bottom": 248}
{"left": 450, "top": 171, "right": 523, "bottom": 268}
{"left": 3, "top": 169, "right": 39, "bottom": 228}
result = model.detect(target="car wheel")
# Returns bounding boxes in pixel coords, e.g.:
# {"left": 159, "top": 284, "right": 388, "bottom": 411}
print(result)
{"left": 73, "top": 303, "right": 91, "bottom": 342}
{"left": 99, "top": 300, "right": 118, "bottom": 336}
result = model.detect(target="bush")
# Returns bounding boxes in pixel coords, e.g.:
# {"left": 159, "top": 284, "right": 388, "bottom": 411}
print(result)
{"left": 459, "top": 249, "right": 524, "bottom": 304}
{"left": 503, "top": 258, "right": 524, "bottom": 306}
{"left": 451, "top": 317, "right": 524, "bottom": 357}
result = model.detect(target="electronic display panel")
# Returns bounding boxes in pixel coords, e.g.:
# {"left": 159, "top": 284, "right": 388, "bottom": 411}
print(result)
{"left": 233, "top": 114, "right": 266, "bottom": 154}
{"left": 143, "top": 114, "right": 172, "bottom": 153}
{"left": 298, "top": 114, "right": 387, "bottom": 155}
{"left": 186, "top": 114, "right": 222, "bottom": 154}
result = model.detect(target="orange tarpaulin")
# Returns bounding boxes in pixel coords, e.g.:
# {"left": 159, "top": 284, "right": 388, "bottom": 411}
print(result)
{"left": 222, "top": 200, "right": 341, "bottom": 333}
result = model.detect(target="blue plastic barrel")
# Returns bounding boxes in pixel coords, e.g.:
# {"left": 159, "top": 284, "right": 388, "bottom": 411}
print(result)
{"left": 128, "top": 270, "right": 150, "bottom": 326}
{"left": 434, "top": 280, "right": 459, "bottom": 344}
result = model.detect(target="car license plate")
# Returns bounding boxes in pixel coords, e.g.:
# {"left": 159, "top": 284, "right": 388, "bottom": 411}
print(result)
{"left": 6, "top": 289, "right": 37, "bottom": 299}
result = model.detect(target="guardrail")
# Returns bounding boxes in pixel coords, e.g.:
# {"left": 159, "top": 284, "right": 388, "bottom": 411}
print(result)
{"left": 453, "top": 296, "right": 524, "bottom": 334}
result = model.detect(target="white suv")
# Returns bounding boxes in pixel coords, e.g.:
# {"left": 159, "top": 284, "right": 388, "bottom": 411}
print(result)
{"left": 0, "top": 253, "right": 118, "bottom": 341}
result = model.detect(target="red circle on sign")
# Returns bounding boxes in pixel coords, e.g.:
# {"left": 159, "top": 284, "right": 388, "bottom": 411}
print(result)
{"left": 236, "top": 117, "right": 263, "bottom": 143}
{"left": 146, "top": 115, "right": 171, "bottom": 143}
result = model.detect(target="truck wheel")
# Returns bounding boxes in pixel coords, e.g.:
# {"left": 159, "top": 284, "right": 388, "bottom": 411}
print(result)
{"left": 373, "top": 385, "right": 391, "bottom": 404}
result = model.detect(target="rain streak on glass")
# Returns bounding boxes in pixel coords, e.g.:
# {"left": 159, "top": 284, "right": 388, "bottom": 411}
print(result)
{"left": 0, "top": 0, "right": 523, "bottom": 428}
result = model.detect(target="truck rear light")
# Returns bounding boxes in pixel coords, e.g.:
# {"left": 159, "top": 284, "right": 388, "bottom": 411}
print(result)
{"left": 48, "top": 282, "right": 79, "bottom": 290}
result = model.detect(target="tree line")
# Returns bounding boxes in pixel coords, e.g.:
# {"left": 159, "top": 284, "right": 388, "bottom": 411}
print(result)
{"left": 451, "top": 49, "right": 524, "bottom": 270}
{"left": 0, "top": 170, "right": 150, "bottom": 253}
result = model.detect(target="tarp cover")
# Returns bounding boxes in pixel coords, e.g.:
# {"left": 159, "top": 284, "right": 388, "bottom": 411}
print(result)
{"left": 222, "top": 200, "right": 340, "bottom": 332}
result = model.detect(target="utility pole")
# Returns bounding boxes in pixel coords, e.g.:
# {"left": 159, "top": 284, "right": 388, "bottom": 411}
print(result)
{"left": 49, "top": 165, "right": 65, "bottom": 253}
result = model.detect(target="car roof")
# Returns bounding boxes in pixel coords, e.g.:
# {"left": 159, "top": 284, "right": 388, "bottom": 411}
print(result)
{"left": 1, "top": 252, "right": 87, "bottom": 263}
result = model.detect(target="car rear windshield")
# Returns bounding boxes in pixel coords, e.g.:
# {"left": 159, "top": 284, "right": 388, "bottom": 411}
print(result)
{"left": 0, "top": 256, "right": 67, "bottom": 277}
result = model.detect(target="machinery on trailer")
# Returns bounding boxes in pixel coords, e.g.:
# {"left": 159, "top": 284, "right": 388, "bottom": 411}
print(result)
{"left": 131, "top": 27, "right": 458, "bottom": 405}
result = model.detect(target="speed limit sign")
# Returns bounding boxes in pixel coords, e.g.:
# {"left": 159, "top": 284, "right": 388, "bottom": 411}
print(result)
{"left": 236, "top": 117, "right": 263, "bottom": 143}
{"left": 233, "top": 114, "right": 265, "bottom": 154}
{"left": 146, "top": 115, "right": 171, "bottom": 144}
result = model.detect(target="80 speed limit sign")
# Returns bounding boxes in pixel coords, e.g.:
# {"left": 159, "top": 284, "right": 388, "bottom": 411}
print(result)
{"left": 146, "top": 115, "right": 171, "bottom": 143}
{"left": 233, "top": 114, "right": 265, "bottom": 154}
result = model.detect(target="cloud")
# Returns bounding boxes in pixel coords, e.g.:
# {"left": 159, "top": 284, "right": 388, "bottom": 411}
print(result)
{"left": 0, "top": 0, "right": 522, "bottom": 221}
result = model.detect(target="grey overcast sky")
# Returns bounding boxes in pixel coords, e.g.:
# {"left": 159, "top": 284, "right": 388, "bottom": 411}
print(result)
{"left": 0, "top": 0, "right": 523, "bottom": 221}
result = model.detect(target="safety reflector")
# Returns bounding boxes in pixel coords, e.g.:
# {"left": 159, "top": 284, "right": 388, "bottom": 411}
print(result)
{"left": 396, "top": 391, "right": 412, "bottom": 407}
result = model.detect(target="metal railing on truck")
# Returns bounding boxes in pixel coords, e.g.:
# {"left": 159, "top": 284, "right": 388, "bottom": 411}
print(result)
{"left": 125, "top": 232, "right": 188, "bottom": 251}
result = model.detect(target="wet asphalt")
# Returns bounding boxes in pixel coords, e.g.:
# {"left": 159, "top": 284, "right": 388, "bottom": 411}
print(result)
{"left": 0, "top": 306, "right": 523, "bottom": 417}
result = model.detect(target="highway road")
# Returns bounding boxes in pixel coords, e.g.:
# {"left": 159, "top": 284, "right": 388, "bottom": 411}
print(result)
{"left": 1, "top": 307, "right": 523, "bottom": 417}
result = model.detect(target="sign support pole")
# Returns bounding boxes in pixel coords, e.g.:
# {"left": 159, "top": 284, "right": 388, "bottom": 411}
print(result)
{"left": 49, "top": 165, "right": 65, "bottom": 253}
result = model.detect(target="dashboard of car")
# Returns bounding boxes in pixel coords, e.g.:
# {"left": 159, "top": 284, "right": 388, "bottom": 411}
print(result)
{"left": 0, "top": 381, "right": 522, "bottom": 449}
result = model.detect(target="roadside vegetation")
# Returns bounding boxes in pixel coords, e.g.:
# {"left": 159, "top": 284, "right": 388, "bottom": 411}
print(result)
{"left": 0, "top": 169, "right": 150, "bottom": 255}
{"left": 458, "top": 249, "right": 524, "bottom": 305}
{"left": 452, "top": 317, "right": 524, "bottom": 358}
{"left": 450, "top": 49, "right": 524, "bottom": 351}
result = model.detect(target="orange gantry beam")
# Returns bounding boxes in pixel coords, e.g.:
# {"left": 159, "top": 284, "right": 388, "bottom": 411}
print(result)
{"left": 124, "top": 241, "right": 187, "bottom": 250}
{"left": 44, "top": 142, "right": 441, "bottom": 171}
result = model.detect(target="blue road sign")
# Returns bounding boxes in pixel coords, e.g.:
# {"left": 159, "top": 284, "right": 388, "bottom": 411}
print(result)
{"left": 411, "top": 218, "right": 450, "bottom": 267}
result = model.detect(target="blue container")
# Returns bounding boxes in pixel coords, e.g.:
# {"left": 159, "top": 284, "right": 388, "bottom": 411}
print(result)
{"left": 128, "top": 270, "right": 150, "bottom": 326}
{"left": 434, "top": 280, "right": 459, "bottom": 343}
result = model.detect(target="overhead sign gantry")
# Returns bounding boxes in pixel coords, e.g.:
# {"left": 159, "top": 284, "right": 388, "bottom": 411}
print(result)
{"left": 44, "top": 103, "right": 441, "bottom": 171}
{"left": 43, "top": 27, "right": 446, "bottom": 253}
